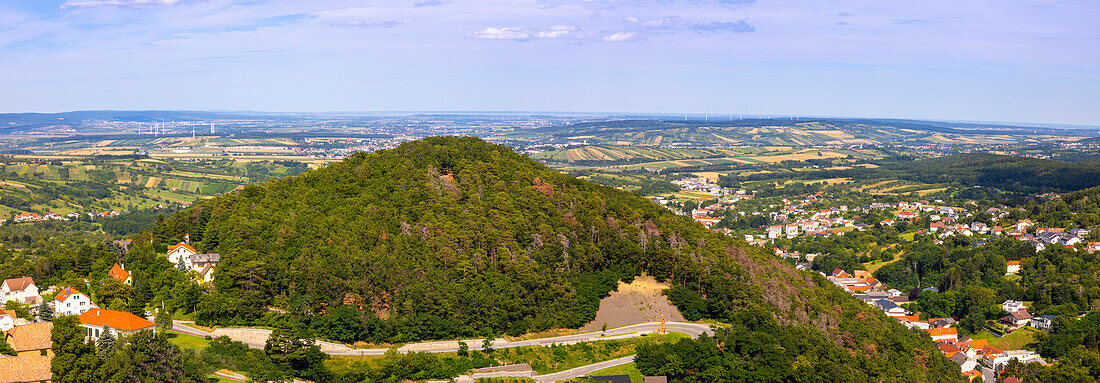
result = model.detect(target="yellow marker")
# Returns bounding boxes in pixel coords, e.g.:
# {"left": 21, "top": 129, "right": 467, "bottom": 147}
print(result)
{"left": 658, "top": 315, "right": 668, "bottom": 335}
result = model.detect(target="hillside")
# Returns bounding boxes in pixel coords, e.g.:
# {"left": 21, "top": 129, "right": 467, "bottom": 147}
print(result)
{"left": 157, "top": 137, "right": 962, "bottom": 381}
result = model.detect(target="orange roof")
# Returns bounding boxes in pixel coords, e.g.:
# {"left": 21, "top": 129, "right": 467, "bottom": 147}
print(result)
{"left": 78, "top": 308, "right": 155, "bottom": 332}
{"left": 0, "top": 309, "right": 16, "bottom": 320}
{"left": 54, "top": 286, "right": 86, "bottom": 302}
{"left": 1007, "top": 261, "right": 1021, "bottom": 266}
{"left": 982, "top": 345, "right": 1004, "bottom": 355}
{"left": 968, "top": 339, "right": 988, "bottom": 350}
{"left": 894, "top": 315, "right": 919, "bottom": 322}
{"left": 0, "top": 353, "right": 52, "bottom": 382}
{"left": 108, "top": 264, "right": 130, "bottom": 283}
{"left": 939, "top": 343, "right": 960, "bottom": 356}
{"left": 3, "top": 321, "right": 52, "bottom": 352}
{"left": 168, "top": 242, "right": 197, "bottom": 254}
{"left": 926, "top": 327, "right": 958, "bottom": 336}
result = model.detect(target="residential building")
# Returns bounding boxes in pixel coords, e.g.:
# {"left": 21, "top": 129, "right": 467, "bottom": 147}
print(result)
{"left": 1001, "top": 310, "right": 1032, "bottom": 330}
{"left": 0, "top": 310, "right": 17, "bottom": 331}
{"left": 1031, "top": 315, "right": 1055, "bottom": 331}
{"left": 0, "top": 277, "right": 39, "bottom": 305}
{"left": 78, "top": 308, "right": 156, "bottom": 341}
{"left": 0, "top": 321, "right": 53, "bottom": 382}
{"left": 167, "top": 242, "right": 198, "bottom": 266}
{"left": 1002, "top": 300, "right": 1026, "bottom": 313}
{"left": 53, "top": 287, "right": 93, "bottom": 316}
{"left": 108, "top": 263, "right": 132, "bottom": 285}
{"left": 1006, "top": 261, "right": 1021, "bottom": 275}
{"left": 926, "top": 327, "right": 958, "bottom": 342}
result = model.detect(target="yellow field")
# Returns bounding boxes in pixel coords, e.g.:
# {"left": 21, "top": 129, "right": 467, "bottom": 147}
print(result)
{"left": 145, "top": 177, "right": 161, "bottom": 188}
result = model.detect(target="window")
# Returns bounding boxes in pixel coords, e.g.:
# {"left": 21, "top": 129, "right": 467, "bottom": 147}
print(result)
{"left": 94, "top": 329, "right": 100, "bottom": 337}
{"left": 80, "top": 301, "right": 86, "bottom": 306}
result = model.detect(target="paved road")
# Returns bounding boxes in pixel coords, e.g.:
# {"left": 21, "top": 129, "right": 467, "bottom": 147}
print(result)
{"left": 174, "top": 320, "right": 714, "bottom": 357}
{"left": 533, "top": 355, "right": 636, "bottom": 382}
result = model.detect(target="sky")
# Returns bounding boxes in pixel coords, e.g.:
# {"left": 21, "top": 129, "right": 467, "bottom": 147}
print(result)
{"left": 0, "top": 0, "right": 1098, "bottom": 126}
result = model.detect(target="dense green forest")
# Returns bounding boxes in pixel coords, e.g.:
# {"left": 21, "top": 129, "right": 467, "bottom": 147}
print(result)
{"left": 148, "top": 137, "right": 961, "bottom": 380}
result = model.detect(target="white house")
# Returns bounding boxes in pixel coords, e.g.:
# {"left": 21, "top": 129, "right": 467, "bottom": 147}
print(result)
{"left": 167, "top": 242, "right": 198, "bottom": 266}
{"left": 53, "top": 287, "right": 93, "bottom": 316}
{"left": 78, "top": 308, "right": 155, "bottom": 341}
{"left": 1031, "top": 315, "right": 1056, "bottom": 331}
{"left": 1006, "top": 261, "right": 1021, "bottom": 275}
{"left": 0, "top": 309, "right": 16, "bottom": 331}
{"left": 187, "top": 253, "right": 221, "bottom": 283}
{"left": 1002, "top": 300, "right": 1026, "bottom": 313}
{"left": 1, "top": 277, "right": 39, "bottom": 305}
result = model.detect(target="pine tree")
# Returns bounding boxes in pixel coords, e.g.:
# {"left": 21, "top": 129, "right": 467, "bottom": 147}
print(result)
{"left": 36, "top": 302, "right": 53, "bottom": 321}
{"left": 96, "top": 325, "right": 116, "bottom": 360}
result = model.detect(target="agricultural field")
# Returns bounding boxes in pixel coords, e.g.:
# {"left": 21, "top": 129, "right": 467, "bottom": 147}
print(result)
{"left": 0, "top": 156, "right": 309, "bottom": 217}
{"left": 533, "top": 145, "right": 885, "bottom": 170}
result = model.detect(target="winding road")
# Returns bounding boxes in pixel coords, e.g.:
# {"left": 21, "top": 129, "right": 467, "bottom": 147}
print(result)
{"left": 173, "top": 320, "right": 714, "bottom": 356}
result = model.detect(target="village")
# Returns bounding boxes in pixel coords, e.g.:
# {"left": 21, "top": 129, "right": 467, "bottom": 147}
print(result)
{"left": 657, "top": 175, "right": 1099, "bottom": 383}
{"left": 0, "top": 238, "right": 218, "bottom": 382}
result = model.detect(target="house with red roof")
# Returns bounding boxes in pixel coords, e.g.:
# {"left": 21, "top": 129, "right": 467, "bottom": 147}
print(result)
{"left": 78, "top": 308, "right": 155, "bottom": 340}
{"left": 108, "top": 264, "right": 132, "bottom": 285}
{"left": 167, "top": 242, "right": 198, "bottom": 265}
{"left": 53, "top": 286, "right": 92, "bottom": 316}
{"left": 0, "top": 309, "right": 17, "bottom": 331}
{"left": 1006, "top": 260, "right": 1021, "bottom": 275}
{"left": 1, "top": 277, "right": 39, "bottom": 304}
{"left": 926, "top": 327, "right": 958, "bottom": 342}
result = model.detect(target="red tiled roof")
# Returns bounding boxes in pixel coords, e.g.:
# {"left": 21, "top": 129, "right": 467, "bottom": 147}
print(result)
{"left": 168, "top": 242, "right": 197, "bottom": 254}
{"left": 108, "top": 264, "right": 130, "bottom": 283}
{"left": 78, "top": 308, "right": 155, "bottom": 332}
{"left": 0, "top": 309, "right": 16, "bottom": 320}
{"left": 2, "top": 277, "right": 34, "bottom": 292}
{"left": 4, "top": 322, "right": 52, "bottom": 352}
{"left": 54, "top": 286, "right": 85, "bottom": 302}
{"left": 0, "top": 353, "right": 52, "bottom": 382}
{"left": 1007, "top": 261, "right": 1021, "bottom": 266}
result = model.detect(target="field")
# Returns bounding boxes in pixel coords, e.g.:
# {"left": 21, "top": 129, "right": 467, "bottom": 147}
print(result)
{"left": 533, "top": 145, "right": 882, "bottom": 170}
{"left": 586, "top": 363, "right": 644, "bottom": 382}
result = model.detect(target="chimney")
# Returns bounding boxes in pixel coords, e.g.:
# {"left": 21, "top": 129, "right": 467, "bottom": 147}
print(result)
{"left": 96, "top": 310, "right": 100, "bottom": 317}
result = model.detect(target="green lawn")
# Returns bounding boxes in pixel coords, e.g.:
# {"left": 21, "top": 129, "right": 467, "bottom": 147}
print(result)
{"left": 582, "top": 362, "right": 645, "bottom": 382}
{"left": 168, "top": 331, "right": 211, "bottom": 351}
{"left": 969, "top": 327, "right": 1041, "bottom": 351}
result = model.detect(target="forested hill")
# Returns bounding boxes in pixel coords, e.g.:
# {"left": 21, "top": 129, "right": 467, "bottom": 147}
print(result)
{"left": 885, "top": 153, "right": 1100, "bottom": 193}
{"left": 156, "top": 137, "right": 961, "bottom": 381}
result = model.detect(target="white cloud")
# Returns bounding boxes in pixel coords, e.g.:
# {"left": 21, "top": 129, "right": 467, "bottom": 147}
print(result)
{"left": 603, "top": 31, "right": 635, "bottom": 42}
{"left": 62, "top": 0, "right": 182, "bottom": 8}
{"left": 471, "top": 25, "right": 579, "bottom": 41}
{"left": 534, "top": 25, "right": 578, "bottom": 38}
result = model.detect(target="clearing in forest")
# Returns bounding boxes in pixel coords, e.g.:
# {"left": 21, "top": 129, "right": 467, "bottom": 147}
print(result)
{"left": 580, "top": 275, "right": 685, "bottom": 332}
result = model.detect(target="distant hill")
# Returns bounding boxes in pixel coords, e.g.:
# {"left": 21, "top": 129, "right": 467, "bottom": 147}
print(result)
{"left": 157, "top": 136, "right": 961, "bottom": 381}
{"left": 882, "top": 153, "right": 1100, "bottom": 193}
{"left": 511, "top": 118, "right": 1098, "bottom": 147}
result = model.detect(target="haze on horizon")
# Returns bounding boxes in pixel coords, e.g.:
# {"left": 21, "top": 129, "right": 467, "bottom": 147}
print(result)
{"left": 1, "top": 0, "right": 1097, "bottom": 126}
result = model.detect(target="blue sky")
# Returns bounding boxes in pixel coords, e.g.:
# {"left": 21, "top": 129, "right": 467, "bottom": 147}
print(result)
{"left": 0, "top": 0, "right": 1097, "bottom": 125}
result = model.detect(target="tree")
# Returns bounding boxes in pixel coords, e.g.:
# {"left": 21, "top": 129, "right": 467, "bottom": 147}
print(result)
{"left": 264, "top": 322, "right": 328, "bottom": 378}
{"left": 156, "top": 308, "right": 174, "bottom": 332}
{"left": 37, "top": 302, "right": 53, "bottom": 321}
{"left": 96, "top": 325, "right": 117, "bottom": 360}
{"left": 51, "top": 315, "right": 101, "bottom": 383}
{"left": 482, "top": 337, "right": 494, "bottom": 354}
{"left": 457, "top": 341, "right": 469, "bottom": 357}
{"left": 0, "top": 336, "right": 15, "bottom": 356}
